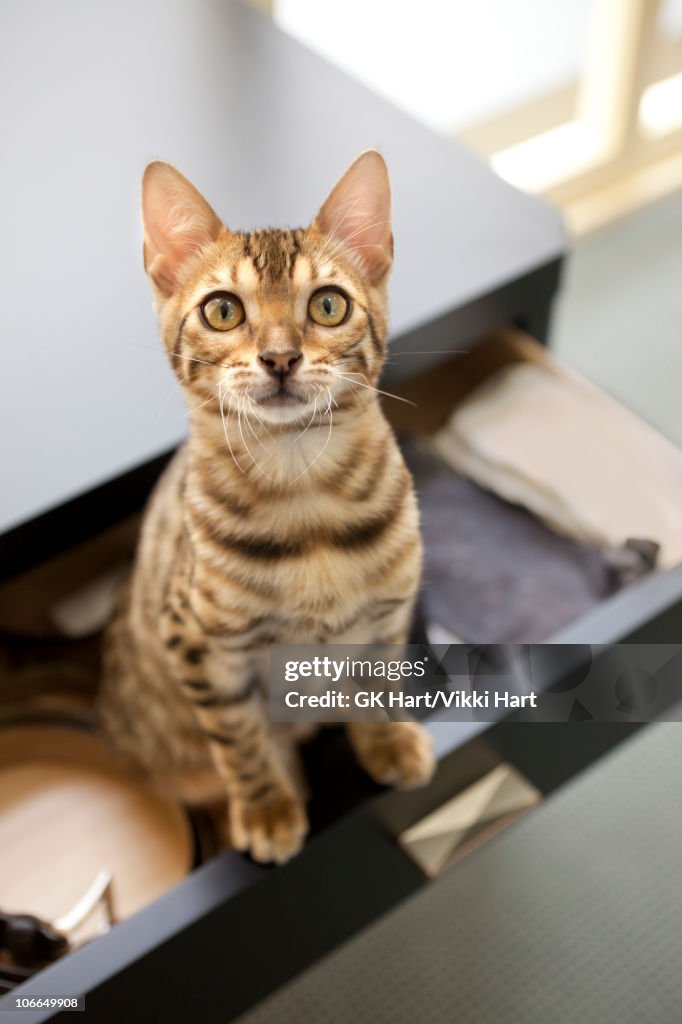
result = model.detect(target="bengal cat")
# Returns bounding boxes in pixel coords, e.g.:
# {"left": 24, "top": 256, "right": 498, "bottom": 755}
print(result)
{"left": 99, "top": 151, "right": 435, "bottom": 863}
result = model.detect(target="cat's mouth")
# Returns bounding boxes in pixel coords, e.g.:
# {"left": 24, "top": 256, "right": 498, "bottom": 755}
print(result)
{"left": 247, "top": 381, "right": 320, "bottom": 423}
{"left": 257, "top": 384, "right": 307, "bottom": 408}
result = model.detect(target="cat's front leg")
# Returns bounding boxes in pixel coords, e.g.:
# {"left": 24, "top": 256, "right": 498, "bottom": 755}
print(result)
{"left": 198, "top": 691, "right": 308, "bottom": 864}
{"left": 347, "top": 719, "right": 435, "bottom": 789}
{"left": 344, "top": 606, "right": 436, "bottom": 790}
{"left": 160, "top": 607, "right": 308, "bottom": 863}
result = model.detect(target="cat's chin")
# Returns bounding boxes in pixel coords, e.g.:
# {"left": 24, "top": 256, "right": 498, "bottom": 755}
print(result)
{"left": 256, "top": 402, "right": 315, "bottom": 426}
{"left": 251, "top": 387, "right": 315, "bottom": 425}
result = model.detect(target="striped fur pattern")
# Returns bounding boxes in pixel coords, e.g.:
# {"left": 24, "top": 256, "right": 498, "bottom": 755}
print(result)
{"left": 99, "top": 152, "right": 434, "bottom": 863}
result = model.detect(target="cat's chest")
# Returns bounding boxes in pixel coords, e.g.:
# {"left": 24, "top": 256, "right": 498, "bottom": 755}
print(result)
{"left": 188, "top": 537, "right": 397, "bottom": 644}
{"left": 201, "top": 544, "right": 376, "bottom": 620}
{"left": 185, "top": 473, "right": 418, "bottom": 637}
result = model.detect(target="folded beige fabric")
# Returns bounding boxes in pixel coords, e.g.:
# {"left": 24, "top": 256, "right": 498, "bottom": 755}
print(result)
{"left": 433, "top": 359, "right": 682, "bottom": 569}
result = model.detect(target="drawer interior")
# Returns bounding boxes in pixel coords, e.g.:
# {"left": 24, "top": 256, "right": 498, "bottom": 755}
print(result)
{"left": 384, "top": 327, "right": 682, "bottom": 645}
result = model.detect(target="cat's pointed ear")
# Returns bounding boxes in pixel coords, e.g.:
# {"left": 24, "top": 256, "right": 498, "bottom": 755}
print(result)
{"left": 311, "top": 150, "right": 393, "bottom": 285}
{"left": 141, "top": 162, "right": 223, "bottom": 296}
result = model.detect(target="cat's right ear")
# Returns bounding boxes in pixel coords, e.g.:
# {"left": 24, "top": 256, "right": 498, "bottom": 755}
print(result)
{"left": 141, "top": 162, "right": 223, "bottom": 296}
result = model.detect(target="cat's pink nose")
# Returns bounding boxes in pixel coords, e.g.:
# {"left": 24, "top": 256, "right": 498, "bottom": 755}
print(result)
{"left": 258, "top": 349, "right": 302, "bottom": 378}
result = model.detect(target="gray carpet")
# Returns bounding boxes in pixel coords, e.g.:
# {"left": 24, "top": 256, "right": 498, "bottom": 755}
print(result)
{"left": 236, "top": 721, "right": 682, "bottom": 1023}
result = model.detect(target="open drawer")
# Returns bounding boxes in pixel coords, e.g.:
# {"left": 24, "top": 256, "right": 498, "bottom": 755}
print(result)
{"left": 1, "top": 328, "right": 681, "bottom": 1023}
{"left": 386, "top": 327, "right": 682, "bottom": 648}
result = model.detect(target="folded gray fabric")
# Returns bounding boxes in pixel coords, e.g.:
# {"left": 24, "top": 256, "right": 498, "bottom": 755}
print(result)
{"left": 401, "top": 437, "right": 656, "bottom": 644}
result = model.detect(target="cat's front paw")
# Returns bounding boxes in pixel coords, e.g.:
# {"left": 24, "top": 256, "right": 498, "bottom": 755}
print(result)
{"left": 228, "top": 787, "right": 308, "bottom": 864}
{"left": 352, "top": 721, "right": 436, "bottom": 790}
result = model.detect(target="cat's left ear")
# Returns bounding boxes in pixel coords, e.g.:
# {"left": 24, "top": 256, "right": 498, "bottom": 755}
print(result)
{"left": 311, "top": 150, "right": 393, "bottom": 285}
{"left": 141, "top": 161, "right": 223, "bottom": 296}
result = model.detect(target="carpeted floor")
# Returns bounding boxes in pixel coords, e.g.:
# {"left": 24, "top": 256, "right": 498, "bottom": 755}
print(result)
{"left": 235, "top": 718, "right": 682, "bottom": 1024}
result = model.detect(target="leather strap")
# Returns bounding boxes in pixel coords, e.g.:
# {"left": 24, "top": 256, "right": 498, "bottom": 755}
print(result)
{"left": 0, "top": 909, "right": 68, "bottom": 969}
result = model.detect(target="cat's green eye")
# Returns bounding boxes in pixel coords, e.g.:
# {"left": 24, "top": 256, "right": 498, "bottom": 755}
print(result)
{"left": 200, "top": 292, "right": 245, "bottom": 332}
{"left": 308, "top": 288, "right": 350, "bottom": 327}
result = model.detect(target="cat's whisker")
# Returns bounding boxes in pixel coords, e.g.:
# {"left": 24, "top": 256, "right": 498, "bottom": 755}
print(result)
{"left": 323, "top": 350, "right": 372, "bottom": 370}
{"left": 188, "top": 392, "right": 219, "bottom": 414}
{"left": 177, "top": 352, "right": 240, "bottom": 373}
{"left": 125, "top": 340, "right": 240, "bottom": 374}
{"left": 242, "top": 395, "right": 269, "bottom": 450}
{"left": 218, "top": 382, "right": 246, "bottom": 474}
{"left": 244, "top": 387, "right": 273, "bottom": 440}
{"left": 237, "top": 398, "right": 273, "bottom": 481}
{"left": 290, "top": 388, "right": 334, "bottom": 483}
{"left": 236, "top": 397, "right": 256, "bottom": 467}
{"left": 329, "top": 369, "right": 418, "bottom": 407}
{"left": 154, "top": 374, "right": 186, "bottom": 424}
{"left": 294, "top": 384, "right": 323, "bottom": 442}
{"left": 389, "top": 349, "right": 470, "bottom": 357}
